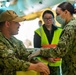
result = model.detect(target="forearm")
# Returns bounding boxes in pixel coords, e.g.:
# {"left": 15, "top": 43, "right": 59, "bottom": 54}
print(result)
{"left": 40, "top": 28, "right": 73, "bottom": 58}
{"left": 0, "top": 48, "right": 30, "bottom": 71}
{"left": 1, "top": 56, "right": 30, "bottom": 71}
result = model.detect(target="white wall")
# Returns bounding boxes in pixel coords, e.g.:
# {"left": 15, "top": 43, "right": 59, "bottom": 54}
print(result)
{"left": 15, "top": 18, "right": 39, "bottom": 48}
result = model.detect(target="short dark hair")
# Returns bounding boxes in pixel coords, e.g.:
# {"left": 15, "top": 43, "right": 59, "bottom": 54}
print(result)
{"left": 58, "top": 2, "right": 74, "bottom": 15}
{"left": 42, "top": 10, "right": 54, "bottom": 18}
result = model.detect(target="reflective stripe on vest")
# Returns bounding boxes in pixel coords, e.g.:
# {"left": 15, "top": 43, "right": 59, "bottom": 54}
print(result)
{"left": 35, "top": 26, "right": 62, "bottom": 66}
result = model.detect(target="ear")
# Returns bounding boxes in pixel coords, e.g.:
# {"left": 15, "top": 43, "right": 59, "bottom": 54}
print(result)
{"left": 5, "top": 21, "right": 10, "bottom": 27}
{"left": 64, "top": 10, "right": 68, "bottom": 14}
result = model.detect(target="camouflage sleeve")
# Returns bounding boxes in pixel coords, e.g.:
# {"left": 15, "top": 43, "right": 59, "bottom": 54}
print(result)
{"left": 16, "top": 40, "right": 32, "bottom": 61}
{"left": 40, "top": 25, "right": 74, "bottom": 58}
{"left": 0, "top": 42, "right": 30, "bottom": 71}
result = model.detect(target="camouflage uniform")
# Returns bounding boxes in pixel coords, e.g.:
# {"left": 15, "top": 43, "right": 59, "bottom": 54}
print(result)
{"left": 40, "top": 18, "right": 76, "bottom": 75}
{"left": 0, "top": 32, "right": 31, "bottom": 75}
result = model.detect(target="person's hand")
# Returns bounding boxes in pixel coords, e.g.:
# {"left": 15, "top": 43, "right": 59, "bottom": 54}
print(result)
{"left": 48, "top": 58, "right": 56, "bottom": 63}
{"left": 48, "top": 57, "right": 61, "bottom": 63}
{"left": 28, "top": 49, "right": 40, "bottom": 61}
{"left": 28, "top": 62, "right": 50, "bottom": 75}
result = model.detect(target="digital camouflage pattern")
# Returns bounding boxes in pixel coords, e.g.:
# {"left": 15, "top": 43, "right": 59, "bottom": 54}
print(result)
{"left": 0, "top": 32, "right": 32, "bottom": 75}
{"left": 40, "top": 18, "right": 76, "bottom": 75}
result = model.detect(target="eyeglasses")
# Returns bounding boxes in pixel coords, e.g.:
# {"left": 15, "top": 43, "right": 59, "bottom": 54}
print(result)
{"left": 44, "top": 17, "right": 53, "bottom": 20}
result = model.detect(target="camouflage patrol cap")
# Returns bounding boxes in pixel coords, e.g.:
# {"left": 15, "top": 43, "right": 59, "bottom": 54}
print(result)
{"left": 0, "top": 10, "right": 25, "bottom": 22}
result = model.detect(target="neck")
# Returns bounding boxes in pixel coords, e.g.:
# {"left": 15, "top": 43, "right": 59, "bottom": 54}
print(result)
{"left": 66, "top": 15, "right": 73, "bottom": 24}
{"left": 45, "top": 24, "right": 52, "bottom": 31}
{"left": 1, "top": 28, "right": 11, "bottom": 39}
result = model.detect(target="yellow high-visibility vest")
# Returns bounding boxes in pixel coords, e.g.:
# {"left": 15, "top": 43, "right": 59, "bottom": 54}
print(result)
{"left": 35, "top": 26, "right": 62, "bottom": 66}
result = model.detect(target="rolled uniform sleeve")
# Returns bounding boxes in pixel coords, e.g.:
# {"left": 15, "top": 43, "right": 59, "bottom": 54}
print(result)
{"left": 40, "top": 25, "right": 74, "bottom": 58}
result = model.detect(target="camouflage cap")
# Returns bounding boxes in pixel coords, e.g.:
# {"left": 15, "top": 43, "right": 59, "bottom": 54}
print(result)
{"left": 0, "top": 10, "right": 26, "bottom": 22}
